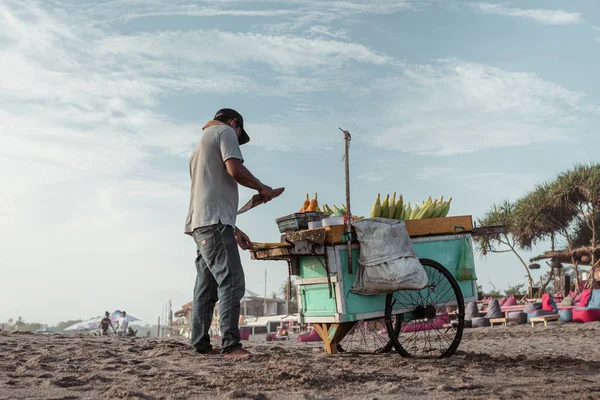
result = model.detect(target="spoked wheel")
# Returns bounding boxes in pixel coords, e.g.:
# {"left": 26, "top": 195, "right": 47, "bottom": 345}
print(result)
{"left": 337, "top": 318, "right": 395, "bottom": 354}
{"left": 384, "top": 258, "right": 465, "bottom": 358}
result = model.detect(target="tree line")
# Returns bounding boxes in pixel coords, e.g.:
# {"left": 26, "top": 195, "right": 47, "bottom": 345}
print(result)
{"left": 475, "top": 163, "right": 600, "bottom": 297}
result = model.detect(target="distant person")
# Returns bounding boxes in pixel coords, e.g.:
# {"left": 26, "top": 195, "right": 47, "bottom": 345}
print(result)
{"left": 116, "top": 311, "right": 129, "bottom": 337}
{"left": 126, "top": 327, "right": 137, "bottom": 337}
{"left": 184, "top": 108, "right": 275, "bottom": 357}
{"left": 99, "top": 311, "right": 115, "bottom": 336}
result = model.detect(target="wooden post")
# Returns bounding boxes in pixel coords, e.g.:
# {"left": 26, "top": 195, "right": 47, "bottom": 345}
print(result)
{"left": 157, "top": 317, "right": 160, "bottom": 337}
{"left": 312, "top": 322, "right": 356, "bottom": 354}
{"left": 339, "top": 128, "right": 353, "bottom": 274}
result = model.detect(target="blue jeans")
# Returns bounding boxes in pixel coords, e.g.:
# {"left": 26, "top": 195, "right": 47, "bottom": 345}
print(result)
{"left": 191, "top": 222, "right": 245, "bottom": 353}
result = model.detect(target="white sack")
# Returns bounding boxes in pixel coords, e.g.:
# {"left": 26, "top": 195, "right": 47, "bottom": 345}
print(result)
{"left": 351, "top": 218, "right": 428, "bottom": 295}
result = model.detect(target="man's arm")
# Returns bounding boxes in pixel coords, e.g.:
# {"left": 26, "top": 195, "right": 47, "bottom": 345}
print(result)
{"left": 225, "top": 159, "right": 273, "bottom": 200}
{"left": 234, "top": 226, "right": 252, "bottom": 250}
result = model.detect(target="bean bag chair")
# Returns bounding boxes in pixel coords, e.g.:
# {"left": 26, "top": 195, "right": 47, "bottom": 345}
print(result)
{"left": 524, "top": 303, "right": 542, "bottom": 313}
{"left": 507, "top": 311, "right": 527, "bottom": 324}
{"left": 574, "top": 291, "right": 584, "bottom": 304}
{"left": 298, "top": 329, "right": 322, "bottom": 342}
{"left": 560, "top": 297, "right": 574, "bottom": 307}
{"left": 464, "top": 302, "right": 481, "bottom": 328}
{"left": 572, "top": 289, "right": 600, "bottom": 323}
{"left": 401, "top": 314, "right": 450, "bottom": 333}
{"left": 499, "top": 296, "right": 507, "bottom": 306}
{"left": 485, "top": 299, "right": 502, "bottom": 319}
{"left": 471, "top": 317, "right": 490, "bottom": 328}
{"left": 558, "top": 308, "right": 573, "bottom": 322}
{"left": 526, "top": 293, "right": 557, "bottom": 322}
{"left": 503, "top": 296, "right": 517, "bottom": 307}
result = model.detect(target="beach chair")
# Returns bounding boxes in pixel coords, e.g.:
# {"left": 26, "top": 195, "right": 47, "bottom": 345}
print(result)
{"left": 572, "top": 289, "right": 600, "bottom": 323}
{"left": 525, "top": 293, "right": 558, "bottom": 322}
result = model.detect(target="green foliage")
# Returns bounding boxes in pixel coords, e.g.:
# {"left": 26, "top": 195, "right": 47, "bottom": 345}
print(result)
{"left": 474, "top": 199, "right": 516, "bottom": 256}
{"left": 512, "top": 163, "right": 600, "bottom": 251}
{"left": 504, "top": 283, "right": 526, "bottom": 297}
{"left": 483, "top": 289, "right": 502, "bottom": 298}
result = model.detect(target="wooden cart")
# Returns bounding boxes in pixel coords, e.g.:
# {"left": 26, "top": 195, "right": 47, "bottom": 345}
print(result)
{"left": 252, "top": 215, "right": 482, "bottom": 358}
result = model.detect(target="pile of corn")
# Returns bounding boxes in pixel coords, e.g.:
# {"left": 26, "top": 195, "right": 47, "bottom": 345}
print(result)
{"left": 369, "top": 193, "right": 452, "bottom": 220}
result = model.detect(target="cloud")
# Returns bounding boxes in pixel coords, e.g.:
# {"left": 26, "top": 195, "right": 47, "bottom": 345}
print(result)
{"left": 96, "top": 30, "right": 391, "bottom": 72}
{"left": 416, "top": 167, "right": 454, "bottom": 180}
{"left": 473, "top": 3, "right": 581, "bottom": 25}
{"left": 81, "top": 0, "right": 415, "bottom": 24}
{"left": 357, "top": 172, "right": 384, "bottom": 183}
{"left": 371, "top": 59, "right": 592, "bottom": 155}
{"left": 307, "top": 25, "right": 350, "bottom": 40}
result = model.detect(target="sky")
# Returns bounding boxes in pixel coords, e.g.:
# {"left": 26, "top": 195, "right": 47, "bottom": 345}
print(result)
{"left": 1, "top": 0, "right": 600, "bottom": 325}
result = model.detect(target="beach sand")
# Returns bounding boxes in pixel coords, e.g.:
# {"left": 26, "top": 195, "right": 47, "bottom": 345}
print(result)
{"left": 1, "top": 322, "right": 600, "bottom": 399}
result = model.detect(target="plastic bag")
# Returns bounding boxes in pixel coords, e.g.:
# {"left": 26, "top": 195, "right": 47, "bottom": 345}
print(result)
{"left": 456, "top": 237, "right": 477, "bottom": 281}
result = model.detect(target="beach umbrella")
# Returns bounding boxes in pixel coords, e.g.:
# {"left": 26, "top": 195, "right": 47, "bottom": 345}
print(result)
{"left": 64, "top": 316, "right": 103, "bottom": 331}
{"left": 109, "top": 310, "right": 142, "bottom": 325}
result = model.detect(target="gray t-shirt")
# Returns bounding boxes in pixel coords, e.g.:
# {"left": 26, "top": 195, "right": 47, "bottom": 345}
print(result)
{"left": 184, "top": 124, "right": 243, "bottom": 234}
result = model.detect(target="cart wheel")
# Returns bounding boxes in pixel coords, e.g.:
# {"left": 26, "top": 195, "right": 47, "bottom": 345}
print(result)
{"left": 337, "top": 318, "right": 393, "bottom": 354}
{"left": 385, "top": 258, "right": 465, "bottom": 358}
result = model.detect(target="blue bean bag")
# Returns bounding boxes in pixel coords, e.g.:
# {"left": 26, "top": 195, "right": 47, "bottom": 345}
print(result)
{"left": 526, "top": 293, "right": 557, "bottom": 322}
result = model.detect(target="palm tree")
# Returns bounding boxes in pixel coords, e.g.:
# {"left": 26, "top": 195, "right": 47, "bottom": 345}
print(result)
{"left": 474, "top": 200, "right": 535, "bottom": 296}
{"left": 512, "top": 181, "right": 578, "bottom": 292}
{"left": 553, "top": 164, "right": 600, "bottom": 288}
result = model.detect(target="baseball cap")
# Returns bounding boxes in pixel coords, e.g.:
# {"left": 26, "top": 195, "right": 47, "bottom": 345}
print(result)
{"left": 214, "top": 108, "right": 250, "bottom": 145}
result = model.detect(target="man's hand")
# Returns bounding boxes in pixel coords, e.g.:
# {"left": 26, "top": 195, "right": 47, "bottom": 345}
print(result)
{"left": 234, "top": 227, "right": 253, "bottom": 250}
{"left": 258, "top": 184, "right": 274, "bottom": 202}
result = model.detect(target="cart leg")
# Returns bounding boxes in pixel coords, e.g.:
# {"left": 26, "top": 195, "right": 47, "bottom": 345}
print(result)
{"left": 312, "top": 323, "right": 355, "bottom": 355}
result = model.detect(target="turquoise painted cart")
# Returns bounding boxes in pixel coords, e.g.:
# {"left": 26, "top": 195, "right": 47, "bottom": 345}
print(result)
{"left": 252, "top": 217, "right": 482, "bottom": 358}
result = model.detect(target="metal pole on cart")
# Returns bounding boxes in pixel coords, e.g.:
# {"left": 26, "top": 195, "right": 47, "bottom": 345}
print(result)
{"left": 339, "top": 128, "right": 353, "bottom": 274}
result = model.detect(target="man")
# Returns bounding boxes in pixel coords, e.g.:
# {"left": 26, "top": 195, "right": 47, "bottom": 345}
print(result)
{"left": 185, "top": 108, "right": 274, "bottom": 357}
{"left": 116, "top": 311, "right": 129, "bottom": 337}
{"left": 98, "top": 311, "right": 115, "bottom": 336}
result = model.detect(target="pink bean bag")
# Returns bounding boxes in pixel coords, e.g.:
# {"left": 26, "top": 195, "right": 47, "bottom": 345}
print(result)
{"left": 297, "top": 329, "right": 322, "bottom": 342}
{"left": 573, "top": 289, "right": 600, "bottom": 323}
{"left": 401, "top": 314, "right": 450, "bottom": 333}
{"left": 503, "top": 296, "right": 517, "bottom": 306}
{"left": 499, "top": 296, "right": 507, "bottom": 306}
{"left": 572, "top": 309, "right": 600, "bottom": 323}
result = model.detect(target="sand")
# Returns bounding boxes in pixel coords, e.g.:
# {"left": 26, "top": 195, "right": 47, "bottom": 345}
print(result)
{"left": 1, "top": 322, "right": 600, "bottom": 400}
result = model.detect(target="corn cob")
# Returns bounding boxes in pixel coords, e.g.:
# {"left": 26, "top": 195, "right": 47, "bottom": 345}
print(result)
{"left": 301, "top": 193, "right": 310, "bottom": 213}
{"left": 440, "top": 198, "right": 452, "bottom": 217}
{"left": 370, "top": 193, "right": 382, "bottom": 218}
{"left": 394, "top": 195, "right": 404, "bottom": 220}
{"left": 415, "top": 199, "right": 431, "bottom": 219}
{"left": 388, "top": 192, "right": 397, "bottom": 219}
{"left": 431, "top": 201, "right": 444, "bottom": 218}
{"left": 409, "top": 204, "right": 420, "bottom": 220}
{"left": 403, "top": 203, "right": 411, "bottom": 220}
{"left": 307, "top": 193, "right": 319, "bottom": 212}
{"left": 380, "top": 194, "right": 390, "bottom": 219}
